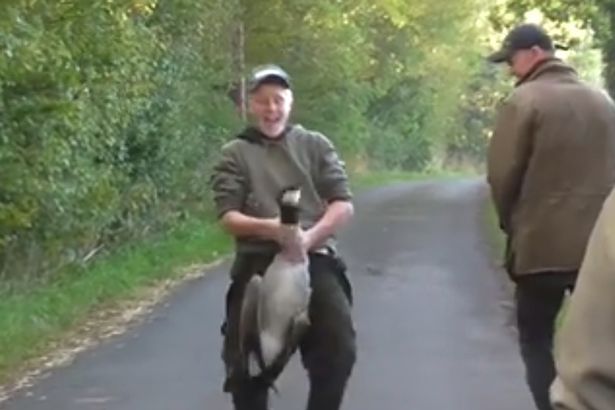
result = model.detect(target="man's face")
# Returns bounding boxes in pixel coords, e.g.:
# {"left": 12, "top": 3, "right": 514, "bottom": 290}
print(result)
{"left": 248, "top": 83, "right": 293, "bottom": 138}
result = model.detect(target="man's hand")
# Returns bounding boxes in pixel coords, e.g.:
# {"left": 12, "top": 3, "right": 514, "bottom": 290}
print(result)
{"left": 220, "top": 211, "right": 311, "bottom": 262}
{"left": 220, "top": 200, "right": 353, "bottom": 262}
{"left": 277, "top": 227, "right": 313, "bottom": 263}
{"left": 276, "top": 200, "right": 353, "bottom": 262}
{"left": 303, "top": 200, "right": 353, "bottom": 248}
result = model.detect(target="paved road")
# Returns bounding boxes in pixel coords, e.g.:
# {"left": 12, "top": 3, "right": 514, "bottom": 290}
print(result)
{"left": 2, "top": 179, "right": 534, "bottom": 410}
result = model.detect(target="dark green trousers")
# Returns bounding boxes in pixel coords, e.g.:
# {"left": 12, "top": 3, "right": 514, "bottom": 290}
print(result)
{"left": 221, "top": 251, "right": 356, "bottom": 410}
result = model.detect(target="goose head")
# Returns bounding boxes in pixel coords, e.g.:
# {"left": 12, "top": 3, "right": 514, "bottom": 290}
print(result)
{"left": 279, "top": 187, "right": 301, "bottom": 226}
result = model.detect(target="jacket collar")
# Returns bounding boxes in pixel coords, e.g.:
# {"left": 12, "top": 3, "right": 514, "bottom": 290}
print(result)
{"left": 515, "top": 57, "right": 578, "bottom": 87}
{"left": 236, "top": 125, "right": 293, "bottom": 145}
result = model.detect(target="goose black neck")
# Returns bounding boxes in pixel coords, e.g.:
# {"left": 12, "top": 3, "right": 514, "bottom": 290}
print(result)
{"left": 280, "top": 204, "right": 300, "bottom": 225}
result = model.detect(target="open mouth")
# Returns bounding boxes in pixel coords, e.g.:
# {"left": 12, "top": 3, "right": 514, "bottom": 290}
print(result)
{"left": 263, "top": 116, "right": 281, "bottom": 126}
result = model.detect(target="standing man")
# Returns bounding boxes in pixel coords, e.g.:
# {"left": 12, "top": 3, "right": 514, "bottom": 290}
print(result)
{"left": 486, "top": 23, "right": 615, "bottom": 410}
{"left": 210, "top": 64, "right": 356, "bottom": 410}
{"left": 551, "top": 187, "right": 615, "bottom": 409}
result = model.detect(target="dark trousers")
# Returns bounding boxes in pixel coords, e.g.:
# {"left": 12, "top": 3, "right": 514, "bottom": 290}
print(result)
{"left": 514, "top": 271, "right": 577, "bottom": 410}
{"left": 221, "top": 251, "right": 356, "bottom": 410}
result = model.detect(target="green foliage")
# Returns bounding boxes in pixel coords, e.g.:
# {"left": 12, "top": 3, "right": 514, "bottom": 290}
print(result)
{"left": 0, "top": 1, "right": 238, "bottom": 280}
{"left": 491, "top": 0, "right": 614, "bottom": 94}
{"left": 240, "top": 0, "right": 493, "bottom": 170}
{"left": 0, "top": 213, "right": 230, "bottom": 381}
{"left": 0, "top": 0, "right": 502, "bottom": 282}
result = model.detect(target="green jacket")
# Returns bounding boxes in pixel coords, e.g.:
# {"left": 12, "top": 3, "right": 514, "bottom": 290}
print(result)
{"left": 487, "top": 58, "right": 615, "bottom": 276}
{"left": 210, "top": 124, "right": 352, "bottom": 254}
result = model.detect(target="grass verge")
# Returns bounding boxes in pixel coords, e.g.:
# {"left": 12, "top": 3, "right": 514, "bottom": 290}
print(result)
{"left": 0, "top": 170, "right": 468, "bottom": 388}
{"left": 484, "top": 199, "right": 506, "bottom": 259}
{"left": 0, "top": 217, "right": 230, "bottom": 387}
{"left": 349, "top": 168, "right": 473, "bottom": 192}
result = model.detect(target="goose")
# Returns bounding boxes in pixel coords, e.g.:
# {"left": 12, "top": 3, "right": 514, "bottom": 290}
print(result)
{"left": 238, "top": 187, "right": 312, "bottom": 383}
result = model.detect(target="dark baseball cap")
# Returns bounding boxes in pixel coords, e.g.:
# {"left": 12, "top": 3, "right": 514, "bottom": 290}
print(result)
{"left": 487, "top": 24, "right": 562, "bottom": 63}
{"left": 248, "top": 64, "right": 291, "bottom": 93}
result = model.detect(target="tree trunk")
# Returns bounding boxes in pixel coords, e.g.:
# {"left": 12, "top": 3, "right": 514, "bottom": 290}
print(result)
{"left": 604, "top": 43, "right": 615, "bottom": 98}
{"left": 601, "top": 2, "right": 615, "bottom": 98}
{"left": 232, "top": 20, "right": 247, "bottom": 120}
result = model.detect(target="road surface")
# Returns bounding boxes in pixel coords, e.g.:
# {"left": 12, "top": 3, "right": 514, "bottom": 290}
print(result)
{"left": 2, "top": 179, "right": 534, "bottom": 409}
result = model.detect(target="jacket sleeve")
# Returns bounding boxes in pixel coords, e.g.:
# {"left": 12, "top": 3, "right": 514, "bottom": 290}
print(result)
{"left": 551, "top": 189, "right": 615, "bottom": 410}
{"left": 313, "top": 133, "right": 353, "bottom": 202}
{"left": 487, "top": 95, "right": 534, "bottom": 232}
{"left": 209, "top": 143, "right": 247, "bottom": 218}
